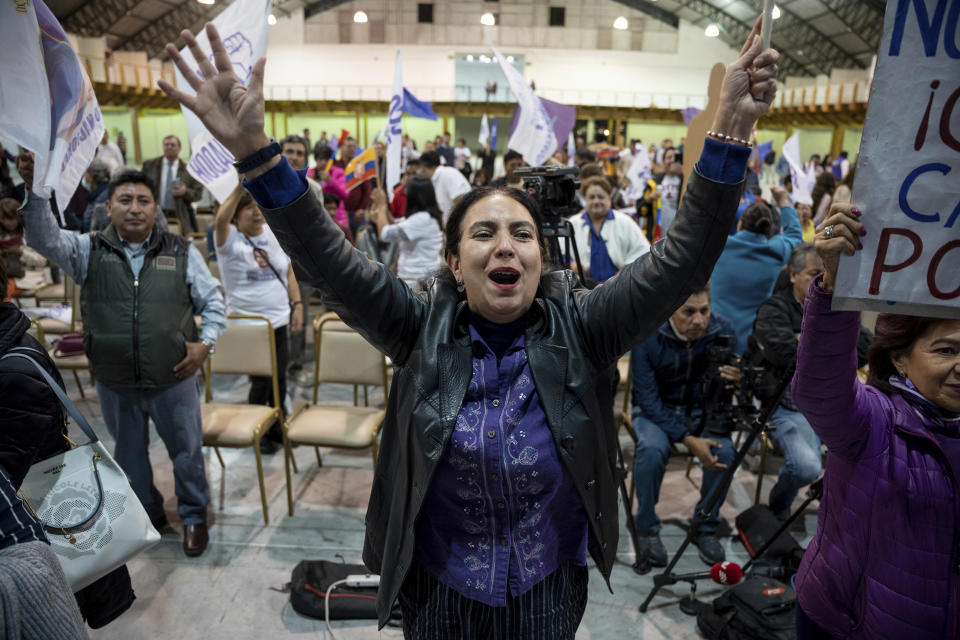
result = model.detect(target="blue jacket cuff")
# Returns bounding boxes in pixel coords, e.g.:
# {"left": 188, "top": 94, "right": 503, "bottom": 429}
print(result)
{"left": 242, "top": 155, "right": 309, "bottom": 209}
{"left": 695, "top": 137, "right": 751, "bottom": 185}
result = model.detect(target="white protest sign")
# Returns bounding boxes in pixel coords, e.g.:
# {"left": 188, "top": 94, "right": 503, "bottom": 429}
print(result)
{"left": 833, "top": 0, "right": 960, "bottom": 318}
{"left": 173, "top": 0, "right": 271, "bottom": 203}
{"left": 781, "top": 133, "right": 813, "bottom": 206}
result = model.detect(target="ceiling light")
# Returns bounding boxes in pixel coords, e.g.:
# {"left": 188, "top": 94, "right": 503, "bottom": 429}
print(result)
{"left": 506, "top": 55, "right": 515, "bottom": 62}
{"left": 267, "top": 13, "right": 277, "bottom": 25}
{"left": 480, "top": 12, "right": 496, "bottom": 26}
{"left": 197, "top": 0, "right": 214, "bottom": 5}
{"left": 466, "top": 54, "right": 474, "bottom": 61}
{"left": 478, "top": 54, "right": 491, "bottom": 64}
{"left": 603, "top": 128, "right": 611, "bottom": 136}
{"left": 704, "top": 23, "right": 720, "bottom": 37}
{"left": 772, "top": 5, "right": 782, "bottom": 19}
{"left": 613, "top": 16, "right": 628, "bottom": 30}
{"left": 353, "top": 10, "right": 368, "bottom": 23}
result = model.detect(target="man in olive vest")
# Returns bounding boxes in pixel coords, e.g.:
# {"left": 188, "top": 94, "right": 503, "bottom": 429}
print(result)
{"left": 22, "top": 169, "right": 225, "bottom": 557}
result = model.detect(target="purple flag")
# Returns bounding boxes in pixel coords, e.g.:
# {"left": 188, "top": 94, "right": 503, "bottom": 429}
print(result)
{"left": 681, "top": 107, "right": 703, "bottom": 125}
{"left": 510, "top": 97, "right": 576, "bottom": 151}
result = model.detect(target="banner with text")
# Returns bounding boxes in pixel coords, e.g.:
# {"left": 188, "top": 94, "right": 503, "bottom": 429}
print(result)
{"left": 0, "top": 0, "right": 103, "bottom": 221}
{"left": 174, "top": 0, "right": 271, "bottom": 203}
{"left": 834, "top": 0, "right": 960, "bottom": 318}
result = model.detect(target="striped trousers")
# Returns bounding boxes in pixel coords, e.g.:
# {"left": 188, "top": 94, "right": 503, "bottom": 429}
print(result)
{"left": 398, "top": 562, "right": 589, "bottom": 640}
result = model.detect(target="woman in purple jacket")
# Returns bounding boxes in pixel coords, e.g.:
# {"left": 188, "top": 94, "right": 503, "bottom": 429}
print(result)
{"left": 793, "top": 202, "right": 960, "bottom": 639}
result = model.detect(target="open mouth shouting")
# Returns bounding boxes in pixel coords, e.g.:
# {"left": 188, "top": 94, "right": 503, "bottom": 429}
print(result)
{"left": 488, "top": 267, "right": 521, "bottom": 289}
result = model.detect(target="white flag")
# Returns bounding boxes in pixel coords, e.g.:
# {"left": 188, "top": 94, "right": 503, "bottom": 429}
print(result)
{"left": 491, "top": 47, "right": 555, "bottom": 166}
{"left": 174, "top": 0, "right": 271, "bottom": 203}
{"left": 623, "top": 148, "right": 652, "bottom": 202}
{"left": 781, "top": 133, "right": 814, "bottom": 205}
{"left": 567, "top": 130, "right": 576, "bottom": 167}
{"left": 478, "top": 114, "right": 490, "bottom": 148}
{"left": 0, "top": 0, "right": 103, "bottom": 220}
{"left": 385, "top": 51, "right": 403, "bottom": 202}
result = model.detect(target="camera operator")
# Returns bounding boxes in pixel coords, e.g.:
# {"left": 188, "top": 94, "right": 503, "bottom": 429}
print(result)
{"left": 630, "top": 286, "right": 741, "bottom": 567}
{"left": 750, "top": 243, "right": 871, "bottom": 517}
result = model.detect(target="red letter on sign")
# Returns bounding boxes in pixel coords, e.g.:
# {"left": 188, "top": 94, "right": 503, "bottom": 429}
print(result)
{"left": 927, "top": 240, "right": 960, "bottom": 300}
{"left": 869, "top": 228, "right": 923, "bottom": 295}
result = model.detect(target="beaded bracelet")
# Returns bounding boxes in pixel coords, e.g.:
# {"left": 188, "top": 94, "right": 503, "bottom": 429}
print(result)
{"left": 706, "top": 130, "right": 752, "bottom": 147}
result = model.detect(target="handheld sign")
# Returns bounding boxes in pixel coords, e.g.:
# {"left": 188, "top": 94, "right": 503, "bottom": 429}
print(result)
{"left": 833, "top": 0, "right": 960, "bottom": 319}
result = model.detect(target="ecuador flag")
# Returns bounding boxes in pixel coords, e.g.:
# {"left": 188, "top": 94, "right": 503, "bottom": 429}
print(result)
{"left": 344, "top": 147, "right": 378, "bottom": 192}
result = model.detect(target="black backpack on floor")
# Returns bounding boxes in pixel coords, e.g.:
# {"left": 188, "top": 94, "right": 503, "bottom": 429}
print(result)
{"left": 696, "top": 576, "right": 796, "bottom": 640}
{"left": 289, "top": 559, "right": 400, "bottom": 623}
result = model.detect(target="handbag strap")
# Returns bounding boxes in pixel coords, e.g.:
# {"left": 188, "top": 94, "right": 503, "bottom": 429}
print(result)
{"left": 2, "top": 347, "right": 105, "bottom": 534}
{"left": 1, "top": 347, "right": 99, "bottom": 444}
{"left": 242, "top": 233, "right": 291, "bottom": 302}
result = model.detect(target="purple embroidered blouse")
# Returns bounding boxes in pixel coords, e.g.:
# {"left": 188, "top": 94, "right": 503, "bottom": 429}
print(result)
{"left": 415, "top": 316, "right": 589, "bottom": 606}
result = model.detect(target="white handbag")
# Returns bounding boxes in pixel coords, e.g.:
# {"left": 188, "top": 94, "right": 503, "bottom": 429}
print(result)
{"left": 2, "top": 348, "right": 161, "bottom": 591}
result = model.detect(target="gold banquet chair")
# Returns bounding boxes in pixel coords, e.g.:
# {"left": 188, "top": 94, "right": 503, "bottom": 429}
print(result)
{"left": 283, "top": 312, "right": 389, "bottom": 516}
{"left": 201, "top": 314, "right": 282, "bottom": 524}
{"left": 36, "top": 276, "right": 79, "bottom": 337}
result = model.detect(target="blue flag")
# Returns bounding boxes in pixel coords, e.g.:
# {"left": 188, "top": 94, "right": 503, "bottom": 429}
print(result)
{"left": 491, "top": 118, "right": 498, "bottom": 152}
{"left": 754, "top": 140, "right": 773, "bottom": 165}
{"left": 402, "top": 88, "right": 438, "bottom": 121}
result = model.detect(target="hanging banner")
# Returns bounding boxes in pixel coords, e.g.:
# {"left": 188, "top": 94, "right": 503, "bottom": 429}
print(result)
{"left": 0, "top": 0, "right": 103, "bottom": 220}
{"left": 833, "top": 0, "right": 960, "bottom": 318}
{"left": 174, "top": 0, "right": 271, "bottom": 203}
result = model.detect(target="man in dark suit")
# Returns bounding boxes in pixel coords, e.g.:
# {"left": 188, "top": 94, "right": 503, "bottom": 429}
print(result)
{"left": 141, "top": 135, "right": 202, "bottom": 233}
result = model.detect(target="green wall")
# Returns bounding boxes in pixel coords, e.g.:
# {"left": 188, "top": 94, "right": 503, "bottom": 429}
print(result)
{"left": 624, "top": 122, "right": 688, "bottom": 147}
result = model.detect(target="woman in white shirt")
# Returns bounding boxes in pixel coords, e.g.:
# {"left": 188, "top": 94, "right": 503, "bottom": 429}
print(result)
{"left": 570, "top": 176, "right": 650, "bottom": 283}
{"left": 369, "top": 176, "right": 444, "bottom": 286}
{"left": 214, "top": 187, "right": 303, "bottom": 452}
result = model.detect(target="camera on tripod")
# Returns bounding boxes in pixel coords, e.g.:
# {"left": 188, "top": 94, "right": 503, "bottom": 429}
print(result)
{"left": 514, "top": 165, "right": 585, "bottom": 276}
{"left": 515, "top": 165, "right": 581, "bottom": 227}
{"left": 698, "top": 335, "right": 770, "bottom": 436}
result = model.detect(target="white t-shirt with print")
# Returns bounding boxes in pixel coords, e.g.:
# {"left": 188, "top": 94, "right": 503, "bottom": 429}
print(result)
{"left": 381, "top": 211, "right": 444, "bottom": 281}
{"left": 215, "top": 225, "right": 291, "bottom": 329}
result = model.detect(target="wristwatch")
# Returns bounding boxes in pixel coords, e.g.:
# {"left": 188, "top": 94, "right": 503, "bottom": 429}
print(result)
{"left": 201, "top": 339, "right": 216, "bottom": 356}
{"left": 232, "top": 138, "right": 281, "bottom": 174}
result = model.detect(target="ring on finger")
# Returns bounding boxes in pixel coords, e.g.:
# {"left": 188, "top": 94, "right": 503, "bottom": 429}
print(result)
{"left": 824, "top": 224, "right": 835, "bottom": 238}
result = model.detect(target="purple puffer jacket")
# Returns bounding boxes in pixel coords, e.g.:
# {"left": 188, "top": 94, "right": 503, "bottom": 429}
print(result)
{"left": 792, "top": 279, "right": 959, "bottom": 639}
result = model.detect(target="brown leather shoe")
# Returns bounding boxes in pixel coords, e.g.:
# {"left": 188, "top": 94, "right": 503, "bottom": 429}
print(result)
{"left": 183, "top": 523, "right": 208, "bottom": 557}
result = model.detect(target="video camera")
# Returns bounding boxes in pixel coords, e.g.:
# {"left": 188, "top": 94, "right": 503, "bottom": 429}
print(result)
{"left": 514, "top": 165, "right": 584, "bottom": 275}
{"left": 515, "top": 165, "right": 581, "bottom": 226}
{"left": 697, "top": 335, "right": 772, "bottom": 436}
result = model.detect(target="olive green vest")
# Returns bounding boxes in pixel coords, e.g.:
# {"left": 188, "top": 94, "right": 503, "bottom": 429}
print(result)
{"left": 80, "top": 225, "right": 198, "bottom": 388}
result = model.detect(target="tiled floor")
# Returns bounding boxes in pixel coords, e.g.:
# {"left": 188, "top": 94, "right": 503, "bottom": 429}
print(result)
{"left": 56, "top": 363, "right": 818, "bottom": 640}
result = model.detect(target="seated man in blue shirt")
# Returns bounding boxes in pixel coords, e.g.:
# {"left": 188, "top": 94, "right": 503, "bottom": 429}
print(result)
{"left": 630, "top": 286, "right": 741, "bottom": 566}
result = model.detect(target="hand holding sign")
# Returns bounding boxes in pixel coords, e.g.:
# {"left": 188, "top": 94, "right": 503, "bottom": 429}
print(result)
{"left": 711, "top": 16, "right": 780, "bottom": 142}
{"left": 816, "top": 204, "right": 867, "bottom": 293}
{"left": 158, "top": 24, "right": 269, "bottom": 164}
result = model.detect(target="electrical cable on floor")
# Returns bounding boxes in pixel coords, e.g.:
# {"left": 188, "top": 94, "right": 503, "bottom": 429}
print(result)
{"left": 324, "top": 578, "right": 348, "bottom": 640}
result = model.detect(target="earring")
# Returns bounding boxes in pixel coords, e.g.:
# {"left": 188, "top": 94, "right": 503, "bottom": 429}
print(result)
{"left": 456, "top": 279, "right": 465, "bottom": 293}
{"left": 898, "top": 370, "right": 906, "bottom": 377}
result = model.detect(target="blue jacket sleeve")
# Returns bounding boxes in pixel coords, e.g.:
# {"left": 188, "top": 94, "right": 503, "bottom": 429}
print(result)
{"left": 630, "top": 340, "right": 690, "bottom": 443}
{"left": 771, "top": 205, "right": 803, "bottom": 261}
{"left": 242, "top": 156, "right": 309, "bottom": 210}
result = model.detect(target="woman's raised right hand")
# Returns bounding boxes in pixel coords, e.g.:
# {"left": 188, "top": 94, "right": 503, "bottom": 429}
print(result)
{"left": 157, "top": 24, "right": 269, "bottom": 160}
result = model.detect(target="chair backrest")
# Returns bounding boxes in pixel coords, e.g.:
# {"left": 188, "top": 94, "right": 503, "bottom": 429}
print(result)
{"left": 314, "top": 313, "right": 387, "bottom": 389}
{"left": 195, "top": 213, "right": 214, "bottom": 234}
{"left": 67, "top": 276, "right": 79, "bottom": 331}
{"left": 166, "top": 218, "right": 183, "bottom": 236}
{"left": 205, "top": 314, "right": 278, "bottom": 404}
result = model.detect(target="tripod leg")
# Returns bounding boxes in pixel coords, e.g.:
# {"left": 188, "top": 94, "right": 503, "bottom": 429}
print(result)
{"left": 640, "top": 366, "right": 796, "bottom": 614}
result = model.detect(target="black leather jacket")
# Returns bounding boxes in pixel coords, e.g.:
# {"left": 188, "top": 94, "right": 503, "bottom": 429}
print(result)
{"left": 261, "top": 168, "right": 741, "bottom": 628}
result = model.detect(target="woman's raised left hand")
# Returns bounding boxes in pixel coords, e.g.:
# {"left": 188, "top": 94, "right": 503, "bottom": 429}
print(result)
{"left": 815, "top": 203, "right": 866, "bottom": 293}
